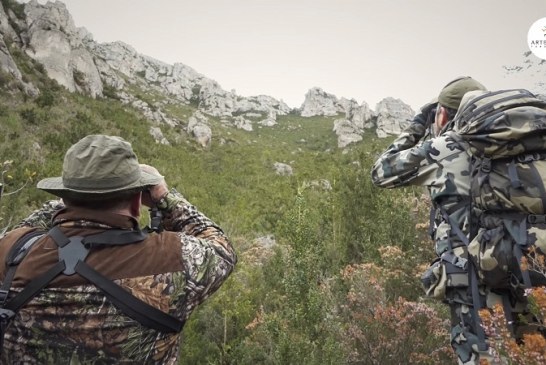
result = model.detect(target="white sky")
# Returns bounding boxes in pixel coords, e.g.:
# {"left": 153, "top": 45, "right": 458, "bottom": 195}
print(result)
{"left": 26, "top": 0, "right": 546, "bottom": 110}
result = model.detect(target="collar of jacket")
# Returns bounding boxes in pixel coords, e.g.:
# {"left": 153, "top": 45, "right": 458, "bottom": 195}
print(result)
{"left": 52, "top": 206, "right": 139, "bottom": 230}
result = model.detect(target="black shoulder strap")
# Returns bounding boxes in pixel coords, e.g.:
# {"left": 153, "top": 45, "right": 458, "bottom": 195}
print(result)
{"left": 74, "top": 261, "right": 183, "bottom": 332}
{"left": 0, "top": 230, "right": 47, "bottom": 306}
{"left": 0, "top": 230, "right": 47, "bottom": 354}
{"left": 1, "top": 226, "right": 184, "bottom": 336}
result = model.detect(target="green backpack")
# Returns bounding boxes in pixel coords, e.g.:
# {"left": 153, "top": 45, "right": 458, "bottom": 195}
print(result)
{"left": 452, "top": 88, "right": 546, "bottom": 290}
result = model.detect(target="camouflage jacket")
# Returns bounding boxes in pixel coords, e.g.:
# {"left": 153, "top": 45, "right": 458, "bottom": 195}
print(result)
{"left": 0, "top": 191, "right": 237, "bottom": 365}
{"left": 371, "top": 119, "right": 472, "bottom": 255}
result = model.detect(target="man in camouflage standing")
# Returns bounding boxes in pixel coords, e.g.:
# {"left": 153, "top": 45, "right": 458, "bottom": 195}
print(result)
{"left": 371, "top": 77, "right": 495, "bottom": 364}
{"left": 0, "top": 134, "right": 237, "bottom": 364}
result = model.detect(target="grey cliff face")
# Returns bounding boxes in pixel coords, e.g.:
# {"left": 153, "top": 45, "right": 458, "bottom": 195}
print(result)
{"left": 0, "top": 0, "right": 416, "bottom": 148}
{"left": 23, "top": 0, "right": 102, "bottom": 97}
{"left": 0, "top": 1, "right": 38, "bottom": 95}
{"left": 375, "top": 97, "right": 414, "bottom": 138}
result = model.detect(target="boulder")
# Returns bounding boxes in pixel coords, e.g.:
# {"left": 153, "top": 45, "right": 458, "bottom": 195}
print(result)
{"left": 187, "top": 111, "right": 211, "bottom": 148}
{"left": 333, "top": 118, "right": 364, "bottom": 148}
{"left": 273, "top": 162, "right": 293, "bottom": 176}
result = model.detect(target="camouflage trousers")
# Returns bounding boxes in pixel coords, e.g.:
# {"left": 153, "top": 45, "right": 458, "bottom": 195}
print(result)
{"left": 447, "top": 287, "right": 534, "bottom": 365}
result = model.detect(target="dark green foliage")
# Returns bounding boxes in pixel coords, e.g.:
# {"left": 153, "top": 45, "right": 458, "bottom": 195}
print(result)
{"left": 102, "top": 84, "right": 120, "bottom": 100}
{"left": 73, "top": 69, "right": 86, "bottom": 88}
{"left": 0, "top": 69, "right": 13, "bottom": 88}
{"left": 189, "top": 84, "right": 202, "bottom": 107}
{"left": 19, "top": 107, "right": 38, "bottom": 124}
{"left": 35, "top": 89, "right": 56, "bottom": 108}
{"left": 1, "top": 0, "right": 25, "bottom": 20}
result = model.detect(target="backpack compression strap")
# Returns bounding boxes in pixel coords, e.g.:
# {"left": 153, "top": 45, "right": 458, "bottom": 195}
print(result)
{"left": 438, "top": 207, "right": 488, "bottom": 352}
{"left": 3, "top": 226, "right": 184, "bottom": 334}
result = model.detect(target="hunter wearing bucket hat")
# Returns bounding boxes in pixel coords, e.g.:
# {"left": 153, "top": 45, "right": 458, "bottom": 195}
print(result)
{"left": 37, "top": 135, "right": 164, "bottom": 199}
{"left": 371, "top": 77, "right": 508, "bottom": 365}
{"left": 0, "top": 134, "right": 237, "bottom": 364}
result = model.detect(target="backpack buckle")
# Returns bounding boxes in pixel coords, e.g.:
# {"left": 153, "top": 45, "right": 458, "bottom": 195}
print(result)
{"left": 517, "top": 153, "right": 541, "bottom": 163}
{"left": 58, "top": 236, "right": 90, "bottom": 276}
{"left": 480, "top": 158, "right": 491, "bottom": 173}
{"left": 0, "top": 290, "right": 8, "bottom": 304}
{"left": 0, "top": 308, "right": 14, "bottom": 322}
{"left": 527, "top": 214, "right": 546, "bottom": 224}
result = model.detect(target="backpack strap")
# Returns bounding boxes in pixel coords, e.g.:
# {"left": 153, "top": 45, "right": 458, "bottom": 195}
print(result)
{"left": 74, "top": 261, "right": 183, "bottom": 332}
{"left": 51, "top": 226, "right": 183, "bottom": 333}
{"left": 0, "top": 230, "right": 47, "bottom": 355}
{"left": 1, "top": 225, "right": 184, "bottom": 338}
{"left": 438, "top": 206, "right": 488, "bottom": 351}
{"left": 456, "top": 89, "right": 538, "bottom": 128}
{"left": 0, "top": 230, "right": 46, "bottom": 305}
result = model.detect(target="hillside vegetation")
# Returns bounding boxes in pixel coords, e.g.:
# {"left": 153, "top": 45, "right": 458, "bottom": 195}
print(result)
{"left": 0, "top": 41, "right": 456, "bottom": 363}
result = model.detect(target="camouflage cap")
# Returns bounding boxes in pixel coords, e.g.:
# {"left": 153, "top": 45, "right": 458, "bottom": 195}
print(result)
{"left": 438, "top": 76, "right": 486, "bottom": 110}
{"left": 37, "top": 135, "right": 162, "bottom": 199}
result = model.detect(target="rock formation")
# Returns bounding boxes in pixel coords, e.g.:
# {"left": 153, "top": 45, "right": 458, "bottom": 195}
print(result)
{"left": 0, "top": 0, "right": 292, "bottom": 145}
{"left": 300, "top": 87, "right": 343, "bottom": 117}
{"left": 23, "top": 0, "right": 102, "bottom": 97}
{"left": 375, "top": 97, "right": 414, "bottom": 138}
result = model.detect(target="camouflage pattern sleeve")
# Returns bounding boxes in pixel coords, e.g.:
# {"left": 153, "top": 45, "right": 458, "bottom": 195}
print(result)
{"left": 371, "top": 118, "right": 432, "bottom": 188}
{"left": 371, "top": 126, "right": 465, "bottom": 189}
{"left": 14, "top": 199, "right": 65, "bottom": 229}
{"left": 159, "top": 189, "right": 237, "bottom": 318}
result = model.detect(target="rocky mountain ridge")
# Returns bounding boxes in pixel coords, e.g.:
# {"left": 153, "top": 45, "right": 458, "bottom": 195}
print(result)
{"left": 0, "top": 0, "right": 417, "bottom": 148}
{"left": 1, "top": 1, "right": 543, "bottom": 148}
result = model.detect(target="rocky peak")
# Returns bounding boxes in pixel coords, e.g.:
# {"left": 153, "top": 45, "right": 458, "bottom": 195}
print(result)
{"left": 375, "top": 97, "right": 414, "bottom": 138}
{"left": 300, "top": 87, "right": 343, "bottom": 117}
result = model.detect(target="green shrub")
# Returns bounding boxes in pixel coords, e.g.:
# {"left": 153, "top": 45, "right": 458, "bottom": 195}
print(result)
{"left": 1, "top": 0, "right": 25, "bottom": 20}
{"left": 19, "top": 107, "right": 38, "bottom": 124}
{"left": 35, "top": 89, "right": 56, "bottom": 108}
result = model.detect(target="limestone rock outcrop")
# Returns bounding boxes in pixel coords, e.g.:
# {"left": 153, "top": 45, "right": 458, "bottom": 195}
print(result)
{"left": 333, "top": 118, "right": 363, "bottom": 148}
{"left": 187, "top": 111, "right": 212, "bottom": 148}
{"left": 273, "top": 162, "right": 293, "bottom": 176}
{"left": 0, "top": 1, "right": 38, "bottom": 95}
{"left": 300, "top": 87, "right": 343, "bottom": 117}
{"left": 23, "top": 0, "right": 102, "bottom": 97}
{"left": 375, "top": 97, "right": 414, "bottom": 138}
{"left": 1, "top": 0, "right": 543, "bottom": 148}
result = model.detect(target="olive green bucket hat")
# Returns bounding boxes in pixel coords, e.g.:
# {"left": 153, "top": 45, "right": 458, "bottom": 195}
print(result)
{"left": 37, "top": 135, "right": 162, "bottom": 199}
{"left": 438, "top": 76, "right": 486, "bottom": 110}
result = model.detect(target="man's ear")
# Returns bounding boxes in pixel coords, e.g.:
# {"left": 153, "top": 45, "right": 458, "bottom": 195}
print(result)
{"left": 437, "top": 106, "right": 449, "bottom": 128}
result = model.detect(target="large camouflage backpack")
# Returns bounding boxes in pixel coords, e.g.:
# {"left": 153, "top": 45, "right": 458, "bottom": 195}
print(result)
{"left": 451, "top": 89, "right": 546, "bottom": 290}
